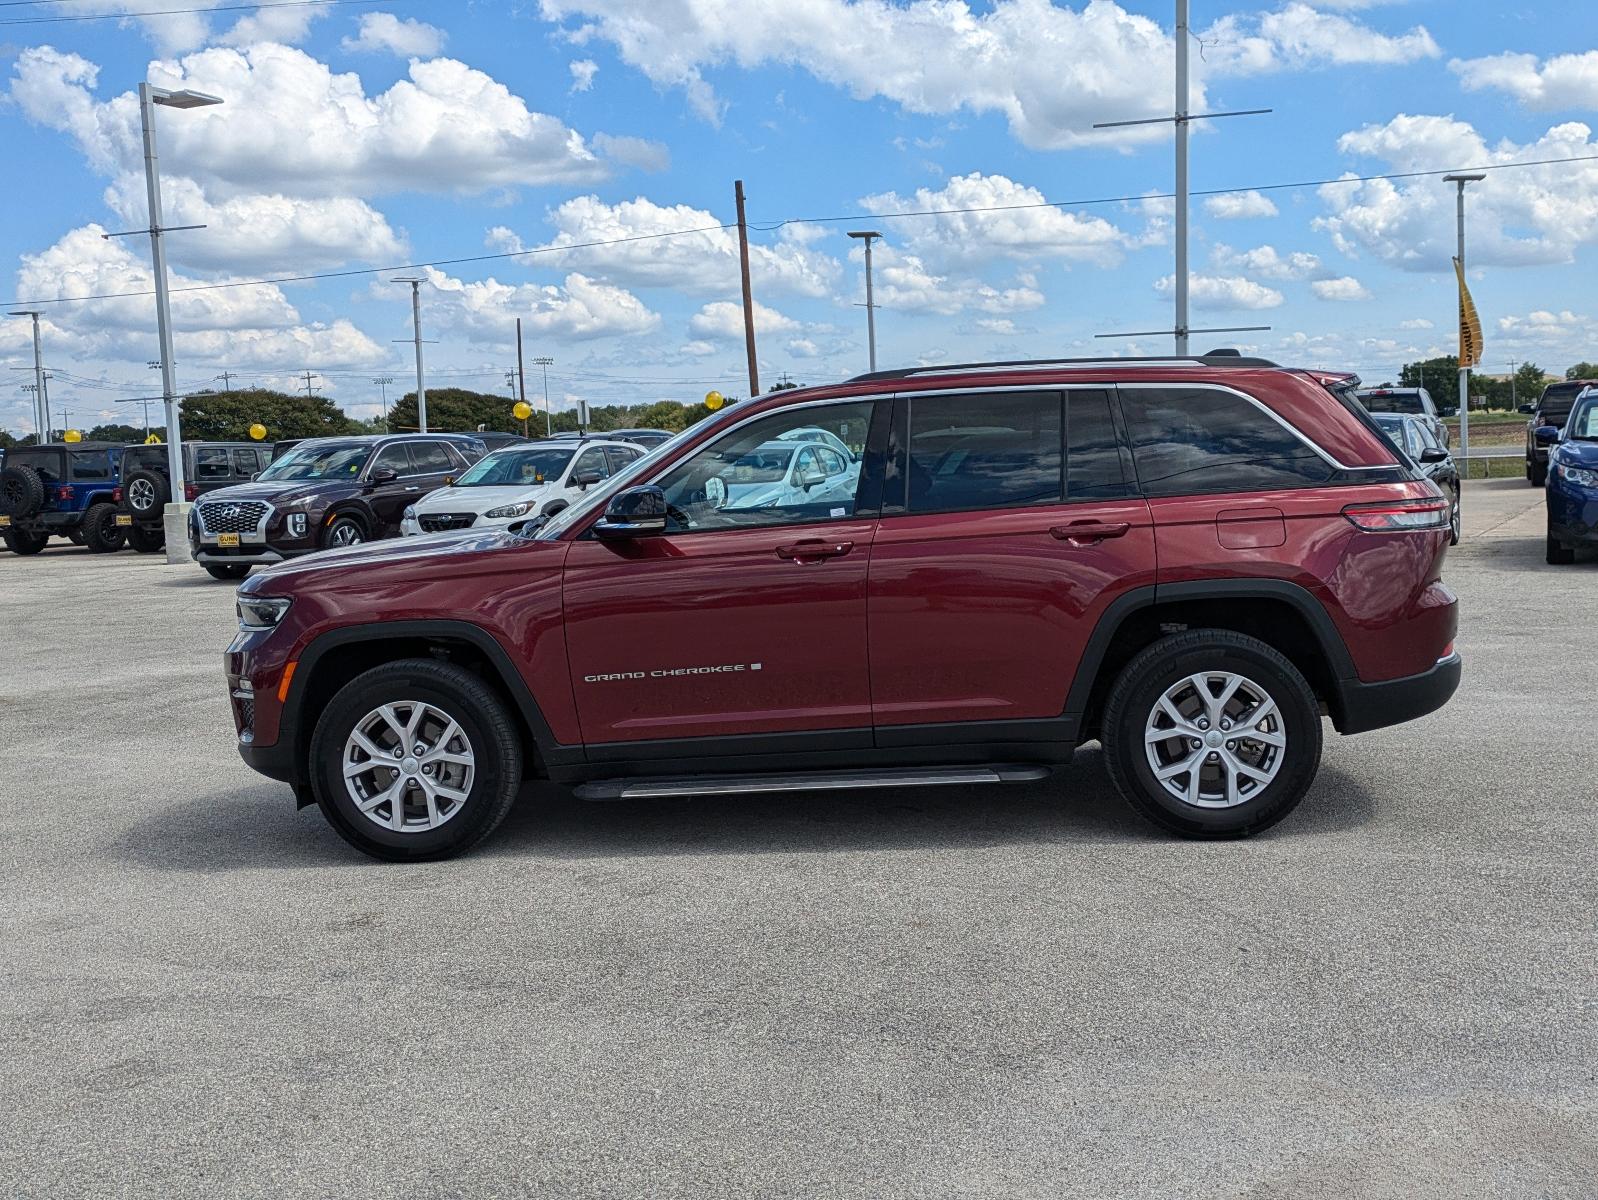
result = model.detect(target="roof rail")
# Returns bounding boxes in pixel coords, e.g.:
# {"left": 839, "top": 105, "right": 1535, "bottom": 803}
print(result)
{"left": 846, "top": 352, "right": 1280, "bottom": 384}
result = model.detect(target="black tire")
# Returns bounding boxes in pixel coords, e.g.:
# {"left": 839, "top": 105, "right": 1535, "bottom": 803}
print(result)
{"left": 1547, "top": 526, "right": 1575, "bottom": 565}
{"left": 2, "top": 528, "right": 48, "bottom": 555}
{"left": 308, "top": 659, "right": 522, "bottom": 861}
{"left": 1531, "top": 459, "right": 1547, "bottom": 488}
{"left": 127, "top": 523, "right": 166, "bottom": 554}
{"left": 1101, "top": 630, "right": 1323, "bottom": 839}
{"left": 320, "top": 513, "right": 366, "bottom": 550}
{"left": 81, "top": 502, "right": 126, "bottom": 553}
{"left": 0, "top": 465, "right": 46, "bottom": 517}
{"left": 122, "top": 469, "right": 168, "bottom": 520}
{"left": 203, "top": 562, "right": 250, "bottom": 581}
{"left": 1449, "top": 488, "right": 1461, "bottom": 546}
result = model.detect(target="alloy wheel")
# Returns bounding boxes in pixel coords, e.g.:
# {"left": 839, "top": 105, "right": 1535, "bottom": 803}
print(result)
{"left": 330, "top": 523, "right": 363, "bottom": 547}
{"left": 1143, "top": 671, "right": 1285, "bottom": 809}
{"left": 129, "top": 477, "right": 158, "bottom": 512}
{"left": 341, "top": 701, "right": 475, "bottom": 832}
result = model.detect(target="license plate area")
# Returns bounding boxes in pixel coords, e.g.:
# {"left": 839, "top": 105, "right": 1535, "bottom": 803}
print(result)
{"left": 114, "top": 514, "right": 133, "bottom": 526}
{"left": 0, "top": 515, "right": 11, "bottom": 527}
{"left": 217, "top": 533, "right": 241, "bottom": 548}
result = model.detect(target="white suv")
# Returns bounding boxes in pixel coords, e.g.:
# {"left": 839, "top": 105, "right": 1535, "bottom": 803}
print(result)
{"left": 400, "top": 438, "right": 647, "bottom": 536}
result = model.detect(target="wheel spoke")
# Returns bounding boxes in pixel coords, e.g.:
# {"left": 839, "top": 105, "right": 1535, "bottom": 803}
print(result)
{"left": 356, "top": 780, "right": 400, "bottom": 814}
{"left": 1222, "top": 755, "right": 1242, "bottom": 806}
{"left": 1226, "top": 752, "right": 1273, "bottom": 786}
{"left": 1240, "top": 727, "right": 1286, "bottom": 748}
{"left": 1155, "top": 695, "right": 1200, "bottom": 737}
{"left": 377, "top": 704, "right": 408, "bottom": 745}
{"left": 350, "top": 729, "right": 388, "bottom": 761}
{"left": 1156, "top": 751, "right": 1201, "bottom": 781}
{"left": 389, "top": 783, "right": 408, "bottom": 829}
{"left": 419, "top": 779, "right": 441, "bottom": 825}
{"left": 429, "top": 781, "right": 469, "bottom": 802}
{"left": 1213, "top": 674, "right": 1243, "bottom": 718}
{"left": 1185, "top": 763, "right": 1203, "bottom": 805}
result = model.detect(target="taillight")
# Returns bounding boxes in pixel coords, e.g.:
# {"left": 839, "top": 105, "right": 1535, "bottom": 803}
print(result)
{"left": 57, "top": 486, "right": 72, "bottom": 501}
{"left": 113, "top": 487, "right": 123, "bottom": 503}
{"left": 184, "top": 482, "right": 198, "bottom": 502}
{"left": 1342, "top": 498, "right": 1450, "bottom": 532}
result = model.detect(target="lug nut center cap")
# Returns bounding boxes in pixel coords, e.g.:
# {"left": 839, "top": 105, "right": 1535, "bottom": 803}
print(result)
{"left": 400, "top": 756, "right": 419, "bottom": 775}
{"left": 1205, "top": 732, "right": 1224, "bottom": 748}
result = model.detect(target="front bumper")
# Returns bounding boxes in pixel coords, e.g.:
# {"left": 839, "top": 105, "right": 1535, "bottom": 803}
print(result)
{"left": 195, "top": 546, "right": 295, "bottom": 566}
{"left": 1547, "top": 482, "right": 1598, "bottom": 544}
{"left": 1333, "top": 653, "right": 1462, "bottom": 735}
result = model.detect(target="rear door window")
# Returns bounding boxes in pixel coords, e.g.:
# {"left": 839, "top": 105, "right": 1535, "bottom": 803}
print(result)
{"left": 572, "top": 448, "right": 612, "bottom": 482}
{"left": 904, "top": 391, "right": 1063, "bottom": 514}
{"left": 195, "top": 447, "right": 232, "bottom": 480}
{"left": 1066, "top": 390, "right": 1130, "bottom": 500}
{"left": 604, "top": 445, "right": 641, "bottom": 474}
{"left": 232, "top": 448, "right": 263, "bottom": 475}
{"left": 370, "top": 444, "right": 413, "bottom": 478}
{"left": 1120, "top": 387, "right": 1335, "bottom": 497}
{"left": 409, "top": 441, "right": 456, "bottom": 474}
{"left": 69, "top": 451, "right": 112, "bottom": 481}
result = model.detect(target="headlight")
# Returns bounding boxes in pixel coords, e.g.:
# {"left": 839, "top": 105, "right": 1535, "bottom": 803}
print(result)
{"left": 237, "top": 595, "right": 292, "bottom": 632}
{"left": 286, "top": 512, "right": 308, "bottom": 537}
{"left": 484, "top": 501, "right": 533, "bottom": 518}
{"left": 403, "top": 505, "right": 416, "bottom": 521}
{"left": 1555, "top": 462, "right": 1598, "bottom": 488}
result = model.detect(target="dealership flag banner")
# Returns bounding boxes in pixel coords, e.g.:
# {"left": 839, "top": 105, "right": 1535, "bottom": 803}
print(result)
{"left": 1453, "top": 256, "right": 1483, "bottom": 369}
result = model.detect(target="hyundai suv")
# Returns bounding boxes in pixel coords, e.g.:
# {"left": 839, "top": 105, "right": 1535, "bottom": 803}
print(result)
{"left": 225, "top": 355, "right": 1461, "bottom": 860}
{"left": 190, "top": 433, "right": 484, "bottom": 581}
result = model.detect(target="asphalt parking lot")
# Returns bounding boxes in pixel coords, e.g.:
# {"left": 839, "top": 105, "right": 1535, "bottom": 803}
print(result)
{"left": 2, "top": 477, "right": 1594, "bottom": 1199}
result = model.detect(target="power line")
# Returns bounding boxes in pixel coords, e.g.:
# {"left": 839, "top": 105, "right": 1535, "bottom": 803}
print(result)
{"left": 9, "top": 151, "right": 1597, "bottom": 313}
{"left": 0, "top": 0, "right": 387, "bottom": 26}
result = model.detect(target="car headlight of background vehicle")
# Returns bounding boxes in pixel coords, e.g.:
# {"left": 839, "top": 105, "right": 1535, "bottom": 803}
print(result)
{"left": 286, "top": 512, "right": 308, "bottom": 537}
{"left": 484, "top": 501, "right": 534, "bottom": 518}
{"left": 403, "top": 505, "right": 416, "bottom": 521}
{"left": 237, "top": 595, "right": 292, "bottom": 632}
{"left": 1555, "top": 462, "right": 1598, "bottom": 488}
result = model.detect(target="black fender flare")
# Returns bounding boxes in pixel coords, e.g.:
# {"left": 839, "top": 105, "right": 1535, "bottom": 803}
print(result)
{"left": 1062, "top": 578, "right": 1357, "bottom": 721}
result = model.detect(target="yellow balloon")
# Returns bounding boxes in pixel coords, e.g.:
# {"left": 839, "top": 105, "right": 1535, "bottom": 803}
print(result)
{"left": 145, "top": 433, "right": 163, "bottom": 445}
{"left": 63, "top": 429, "right": 82, "bottom": 443}
{"left": 704, "top": 390, "right": 725, "bottom": 411}
{"left": 513, "top": 401, "right": 532, "bottom": 421}
{"left": 248, "top": 423, "right": 267, "bottom": 441}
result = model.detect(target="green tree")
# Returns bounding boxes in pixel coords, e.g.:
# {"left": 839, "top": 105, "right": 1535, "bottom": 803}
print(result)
{"left": 85, "top": 422, "right": 146, "bottom": 443}
{"left": 1566, "top": 362, "right": 1598, "bottom": 380}
{"left": 181, "top": 388, "right": 360, "bottom": 441}
{"left": 1511, "top": 362, "right": 1549, "bottom": 408}
{"left": 387, "top": 388, "right": 522, "bottom": 435}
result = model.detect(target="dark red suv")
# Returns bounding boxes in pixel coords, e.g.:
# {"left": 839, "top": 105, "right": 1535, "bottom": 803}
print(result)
{"left": 225, "top": 355, "right": 1460, "bottom": 860}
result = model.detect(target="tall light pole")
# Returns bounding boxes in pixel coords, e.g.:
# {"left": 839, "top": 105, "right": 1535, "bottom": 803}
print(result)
{"left": 7, "top": 310, "right": 45, "bottom": 440}
{"left": 372, "top": 375, "right": 394, "bottom": 430}
{"left": 392, "top": 277, "right": 428, "bottom": 432}
{"left": 533, "top": 356, "right": 553, "bottom": 437}
{"left": 848, "top": 231, "right": 881, "bottom": 373}
{"left": 1444, "top": 172, "right": 1485, "bottom": 468}
{"left": 133, "top": 83, "right": 222, "bottom": 564}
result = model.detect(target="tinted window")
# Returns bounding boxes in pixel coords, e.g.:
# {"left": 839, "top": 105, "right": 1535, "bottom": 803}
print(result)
{"left": 572, "top": 448, "right": 612, "bottom": 481}
{"left": 232, "top": 448, "right": 263, "bottom": 474}
{"left": 69, "top": 451, "right": 112, "bottom": 481}
{"left": 410, "top": 441, "right": 455, "bottom": 473}
{"left": 195, "top": 447, "right": 231, "bottom": 479}
{"left": 370, "top": 444, "right": 413, "bottom": 477}
{"left": 603, "top": 446, "right": 640, "bottom": 474}
{"left": 10, "top": 450, "right": 63, "bottom": 482}
{"left": 1067, "top": 391, "right": 1128, "bottom": 500}
{"left": 1121, "top": 387, "right": 1334, "bottom": 497}
{"left": 1361, "top": 391, "right": 1424, "bottom": 415}
{"left": 658, "top": 401, "right": 873, "bottom": 532}
{"left": 905, "top": 391, "right": 1062, "bottom": 514}
{"left": 1540, "top": 382, "right": 1586, "bottom": 420}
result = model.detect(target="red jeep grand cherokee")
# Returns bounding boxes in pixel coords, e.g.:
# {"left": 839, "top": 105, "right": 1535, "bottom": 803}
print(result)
{"left": 225, "top": 354, "right": 1460, "bottom": 860}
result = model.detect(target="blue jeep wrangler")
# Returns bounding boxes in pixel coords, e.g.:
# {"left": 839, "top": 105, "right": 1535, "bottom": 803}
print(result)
{"left": 0, "top": 442, "right": 129, "bottom": 555}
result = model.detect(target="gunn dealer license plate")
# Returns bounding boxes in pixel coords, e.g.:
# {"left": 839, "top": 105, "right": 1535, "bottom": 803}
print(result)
{"left": 217, "top": 533, "right": 241, "bottom": 548}
{"left": 114, "top": 514, "right": 133, "bottom": 526}
{"left": 0, "top": 515, "right": 11, "bottom": 527}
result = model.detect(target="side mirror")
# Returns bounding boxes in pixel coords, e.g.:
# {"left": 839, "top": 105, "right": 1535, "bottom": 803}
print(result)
{"left": 572, "top": 470, "right": 603, "bottom": 489}
{"left": 1534, "top": 425, "right": 1562, "bottom": 447}
{"left": 250, "top": 472, "right": 260, "bottom": 481}
{"left": 370, "top": 467, "right": 398, "bottom": 485}
{"left": 1419, "top": 447, "right": 1449, "bottom": 465}
{"left": 1518, "top": 403, "right": 1536, "bottom": 415}
{"left": 796, "top": 466, "right": 827, "bottom": 491}
{"left": 443, "top": 476, "right": 454, "bottom": 487}
{"left": 593, "top": 485, "right": 667, "bottom": 539}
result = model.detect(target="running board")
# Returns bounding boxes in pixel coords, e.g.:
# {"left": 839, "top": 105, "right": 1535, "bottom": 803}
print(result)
{"left": 573, "top": 763, "right": 1051, "bottom": 802}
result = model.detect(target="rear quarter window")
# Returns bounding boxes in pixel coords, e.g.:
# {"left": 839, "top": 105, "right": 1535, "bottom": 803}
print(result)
{"left": 69, "top": 451, "right": 113, "bottom": 481}
{"left": 1120, "top": 386, "right": 1335, "bottom": 497}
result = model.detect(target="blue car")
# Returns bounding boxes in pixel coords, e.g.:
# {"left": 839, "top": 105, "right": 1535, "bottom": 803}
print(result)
{"left": 1542, "top": 386, "right": 1598, "bottom": 564}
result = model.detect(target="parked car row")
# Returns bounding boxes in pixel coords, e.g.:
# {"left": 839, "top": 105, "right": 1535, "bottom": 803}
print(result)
{"left": 0, "top": 428, "right": 676, "bottom": 569}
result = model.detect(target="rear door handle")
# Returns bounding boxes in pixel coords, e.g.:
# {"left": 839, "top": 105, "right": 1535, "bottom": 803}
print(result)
{"left": 404, "top": 486, "right": 420, "bottom": 492}
{"left": 776, "top": 540, "right": 854, "bottom": 562}
{"left": 1050, "top": 521, "right": 1130, "bottom": 546}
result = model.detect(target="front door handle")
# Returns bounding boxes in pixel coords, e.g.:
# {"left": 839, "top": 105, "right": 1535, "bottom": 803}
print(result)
{"left": 404, "top": 486, "right": 420, "bottom": 492}
{"left": 1050, "top": 521, "right": 1131, "bottom": 546}
{"left": 776, "top": 539, "right": 854, "bottom": 562}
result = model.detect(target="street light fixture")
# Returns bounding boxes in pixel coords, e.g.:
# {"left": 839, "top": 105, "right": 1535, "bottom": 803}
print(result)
{"left": 847, "top": 231, "right": 882, "bottom": 373}
{"left": 392, "top": 277, "right": 428, "bottom": 433}
{"left": 138, "top": 81, "right": 222, "bottom": 562}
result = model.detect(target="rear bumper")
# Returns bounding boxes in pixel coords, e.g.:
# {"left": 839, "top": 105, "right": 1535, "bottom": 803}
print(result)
{"left": 4, "top": 511, "right": 84, "bottom": 531}
{"left": 1333, "top": 653, "right": 1461, "bottom": 735}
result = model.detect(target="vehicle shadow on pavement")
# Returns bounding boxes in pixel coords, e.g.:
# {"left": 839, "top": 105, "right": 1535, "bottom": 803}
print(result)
{"left": 113, "top": 751, "right": 1377, "bottom": 873}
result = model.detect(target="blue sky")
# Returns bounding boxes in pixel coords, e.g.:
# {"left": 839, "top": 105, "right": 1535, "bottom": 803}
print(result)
{"left": 3, "top": 0, "right": 1597, "bottom": 435}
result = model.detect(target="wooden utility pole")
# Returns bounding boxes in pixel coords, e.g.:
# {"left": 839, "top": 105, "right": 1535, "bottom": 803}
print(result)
{"left": 735, "top": 180, "right": 760, "bottom": 396}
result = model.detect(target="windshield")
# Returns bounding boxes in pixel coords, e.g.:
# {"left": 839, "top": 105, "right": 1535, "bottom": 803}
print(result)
{"left": 454, "top": 445, "right": 574, "bottom": 486}
{"left": 1362, "top": 391, "right": 1423, "bottom": 415}
{"left": 537, "top": 423, "right": 706, "bottom": 538}
{"left": 256, "top": 442, "right": 370, "bottom": 481}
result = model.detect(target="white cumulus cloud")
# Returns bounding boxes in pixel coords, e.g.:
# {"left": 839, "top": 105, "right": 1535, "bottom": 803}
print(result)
{"left": 1211, "top": 244, "right": 1321, "bottom": 280}
{"left": 417, "top": 268, "right": 660, "bottom": 343}
{"left": 689, "top": 300, "right": 801, "bottom": 339}
{"left": 1203, "top": 190, "right": 1279, "bottom": 220}
{"left": 1450, "top": 51, "right": 1598, "bottom": 110}
{"left": 1311, "top": 276, "right": 1372, "bottom": 301}
{"left": 341, "top": 12, "right": 447, "bottom": 57}
{"left": 1155, "top": 273, "right": 1284, "bottom": 310}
